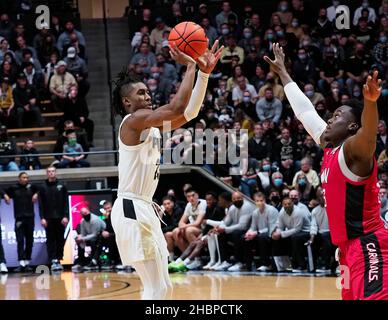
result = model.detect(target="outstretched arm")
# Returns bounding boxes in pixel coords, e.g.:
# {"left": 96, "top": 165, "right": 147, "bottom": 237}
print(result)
{"left": 344, "top": 71, "right": 382, "bottom": 177}
{"left": 264, "top": 43, "right": 327, "bottom": 148}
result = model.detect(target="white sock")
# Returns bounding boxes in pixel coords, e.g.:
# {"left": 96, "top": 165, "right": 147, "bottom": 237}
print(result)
{"left": 183, "top": 258, "right": 191, "bottom": 265}
{"left": 168, "top": 252, "right": 174, "bottom": 262}
{"left": 20, "top": 260, "right": 26, "bottom": 267}
{"left": 24, "top": 260, "right": 30, "bottom": 266}
{"left": 175, "top": 258, "right": 182, "bottom": 264}
{"left": 207, "top": 235, "right": 216, "bottom": 265}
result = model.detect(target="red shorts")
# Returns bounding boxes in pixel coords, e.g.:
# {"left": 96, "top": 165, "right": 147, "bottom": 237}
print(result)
{"left": 338, "top": 227, "right": 388, "bottom": 300}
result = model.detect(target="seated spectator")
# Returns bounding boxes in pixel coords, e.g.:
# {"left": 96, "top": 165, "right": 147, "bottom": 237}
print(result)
{"left": 53, "top": 120, "right": 89, "bottom": 161}
{"left": 0, "top": 55, "right": 18, "bottom": 85}
{"left": 33, "top": 22, "right": 56, "bottom": 54}
{"left": 22, "top": 61, "right": 45, "bottom": 99}
{"left": 0, "top": 125, "right": 18, "bottom": 171}
{"left": 301, "top": 135, "right": 324, "bottom": 173}
{"left": 161, "top": 196, "right": 184, "bottom": 262}
{"left": 50, "top": 15, "right": 64, "bottom": 40}
{"left": 258, "top": 72, "right": 285, "bottom": 101}
{"left": 129, "top": 42, "right": 156, "bottom": 75}
{"left": 287, "top": 18, "right": 304, "bottom": 40}
{"left": 57, "top": 20, "right": 86, "bottom": 55}
{"left": 235, "top": 192, "right": 279, "bottom": 271}
{"left": 172, "top": 188, "right": 206, "bottom": 253}
{"left": 240, "top": 157, "right": 261, "bottom": 197}
{"left": 131, "top": 25, "right": 150, "bottom": 53}
{"left": 0, "top": 38, "right": 14, "bottom": 65}
{"left": 292, "top": 47, "right": 316, "bottom": 87}
{"left": 86, "top": 201, "right": 122, "bottom": 270}
{"left": 310, "top": 188, "right": 335, "bottom": 273}
{"left": 12, "top": 72, "right": 42, "bottom": 128}
{"left": 232, "top": 75, "right": 257, "bottom": 106}
{"left": 292, "top": 157, "right": 320, "bottom": 189}
{"left": 220, "top": 35, "right": 245, "bottom": 70}
{"left": 57, "top": 129, "right": 90, "bottom": 168}
{"left": 236, "top": 90, "right": 257, "bottom": 120}
{"left": 49, "top": 60, "right": 77, "bottom": 110}
{"left": 0, "top": 14, "right": 14, "bottom": 41}
{"left": 378, "top": 142, "right": 388, "bottom": 171}
{"left": 256, "top": 87, "right": 283, "bottom": 124}
{"left": 0, "top": 77, "right": 13, "bottom": 127}
{"left": 14, "top": 36, "right": 38, "bottom": 65}
{"left": 37, "top": 33, "right": 59, "bottom": 67}
{"left": 271, "top": 197, "right": 312, "bottom": 272}
{"left": 63, "top": 32, "right": 86, "bottom": 60}
{"left": 61, "top": 85, "right": 94, "bottom": 144}
{"left": 289, "top": 189, "right": 312, "bottom": 218}
{"left": 294, "top": 173, "right": 316, "bottom": 206}
{"left": 304, "top": 83, "right": 325, "bottom": 106}
{"left": 43, "top": 52, "right": 59, "bottom": 87}
{"left": 71, "top": 206, "right": 105, "bottom": 272}
{"left": 19, "top": 139, "right": 41, "bottom": 170}
{"left": 373, "top": 31, "right": 388, "bottom": 76}
{"left": 212, "top": 192, "right": 255, "bottom": 271}
{"left": 64, "top": 47, "right": 89, "bottom": 97}
{"left": 150, "top": 17, "right": 171, "bottom": 54}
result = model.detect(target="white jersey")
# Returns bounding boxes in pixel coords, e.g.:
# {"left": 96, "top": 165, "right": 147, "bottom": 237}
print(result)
{"left": 117, "top": 114, "right": 161, "bottom": 200}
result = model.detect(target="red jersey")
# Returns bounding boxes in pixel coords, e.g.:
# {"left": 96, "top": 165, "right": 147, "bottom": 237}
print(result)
{"left": 320, "top": 145, "right": 384, "bottom": 245}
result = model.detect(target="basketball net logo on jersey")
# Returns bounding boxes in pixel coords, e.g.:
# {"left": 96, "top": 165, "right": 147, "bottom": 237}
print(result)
{"left": 321, "top": 168, "right": 330, "bottom": 184}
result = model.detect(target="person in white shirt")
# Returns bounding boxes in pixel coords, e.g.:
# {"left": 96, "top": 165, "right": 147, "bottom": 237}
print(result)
{"left": 172, "top": 188, "right": 207, "bottom": 252}
{"left": 232, "top": 75, "right": 257, "bottom": 106}
{"left": 353, "top": 0, "right": 377, "bottom": 26}
{"left": 327, "top": 0, "right": 341, "bottom": 22}
{"left": 292, "top": 157, "right": 320, "bottom": 189}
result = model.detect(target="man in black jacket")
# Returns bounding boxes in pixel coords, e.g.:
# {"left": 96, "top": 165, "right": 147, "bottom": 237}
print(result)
{"left": 3, "top": 172, "right": 39, "bottom": 272}
{"left": 161, "top": 196, "right": 183, "bottom": 262}
{"left": 39, "top": 166, "right": 69, "bottom": 272}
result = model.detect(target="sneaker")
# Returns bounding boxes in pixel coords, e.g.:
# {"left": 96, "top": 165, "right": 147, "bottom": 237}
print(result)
{"left": 257, "top": 265, "right": 272, "bottom": 272}
{"left": 227, "top": 262, "right": 244, "bottom": 272}
{"left": 124, "top": 265, "right": 134, "bottom": 272}
{"left": 316, "top": 267, "right": 331, "bottom": 274}
{"left": 186, "top": 259, "right": 202, "bottom": 270}
{"left": 209, "top": 261, "right": 222, "bottom": 270}
{"left": 292, "top": 267, "right": 307, "bottom": 273}
{"left": 0, "top": 263, "right": 8, "bottom": 273}
{"left": 168, "top": 261, "right": 177, "bottom": 272}
{"left": 101, "top": 262, "right": 113, "bottom": 271}
{"left": 83, "top": 260, "right": 99, "bottom": 272}
{"left": 173, "top": 261, "right": 187, "bottom": 272}
{"left": 202, "top": 261, "right": 216, "bottom": 270}
{"left": 51, "top": 260, "right": 64, "bottom": 272}
{"left": 71, "top": 264, "right": 83, "bottom": 273}
{"left": 213, "top": 261, "right": 232, "bottom": 271}
{"left": 115, "top": 264, "right": 125, "bottom": 271}
{"left": 19, "top": 260, "right": 26, "bottom": 267}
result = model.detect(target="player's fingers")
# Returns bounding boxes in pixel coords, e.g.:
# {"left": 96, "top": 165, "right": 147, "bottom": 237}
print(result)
{"left": 214, "top": 45, "right": 224, "bottom": 57}
{"left": 263, "top": 56, "right": 275, "bottom": 65}
{"left": 363, "top": 84, "right": 369, "bottom": 93}
{"left": 373, "top": 70, "right": 379, "bottom": 81}
{"left": 366, "top": 75, "right": 372, "bottom": 84}
{"left": 211, "top": 39, "right": 219, "bottom": 53}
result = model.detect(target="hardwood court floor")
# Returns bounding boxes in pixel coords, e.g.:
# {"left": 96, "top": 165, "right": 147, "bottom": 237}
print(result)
{"left": 0, "top": 271, "right": 341, "bottom": 300}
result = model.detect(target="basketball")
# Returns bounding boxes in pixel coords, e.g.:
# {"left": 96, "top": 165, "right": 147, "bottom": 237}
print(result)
{"left": 168, "top": 21, "right": 208, "bottom": 61}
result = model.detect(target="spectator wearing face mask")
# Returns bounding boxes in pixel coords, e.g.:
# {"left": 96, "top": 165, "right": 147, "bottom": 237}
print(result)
{"left": 236, "top": 90, "right": 257, "bottom": 121}
{"left": 292, "top": 157, "right": 320, "bottom": 189}
{"left": 318, "top": 47, "right": 345, "bottom": 95}
{"left": 373, "top": 31, "right": 388, "bottom": 76}
{"left": 289, "top": 189, "right": 312, "bottom": 219}
{"left": 215, "top": 1, "right": 238, "bottom": 32}
{"left": 292, "top": 48, "right": 317, "bottom": 87}
{"left": 232, "top": 75, "right": 257, "bottom": 106}
{"left": 57, "top": 130, "right": 90, "bottom": 168}
{"left": 303, "top": 83, "right": 325, "bottom": 106}
{"left": 271, "top": 197, "right": 312, "bottom": 272}
{"left": 270, "top": 171, "right": 287, "bottom": 194}
{"left": 238, "top": 27, "right": 254, "bottom": 52}
{"left": 294, "top": 173, "right": 316, "bottom": 206}
{"left": 255, "top": 87, "right": 283, "bottom": 125}
{"left": 248, "top": 124, "right": 272, "bottom": 160}
{"left": 286, "top": 18, "right": 304, "bottom": 40}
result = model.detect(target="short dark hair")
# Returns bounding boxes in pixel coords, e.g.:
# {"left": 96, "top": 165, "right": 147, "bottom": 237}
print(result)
{"left": 185, "top": 187, "right": 197, "bottom": 195}
{"left": 344, "top": 99, "right": 363, "bottom": 128}
{"left": 253, "top": 192, "right": 266, "bottom": 200}
{"left": 219, "top": 191, "right": 232, "bottom": 202}
{"left": 18, "top": 171, "right": 27, "bottom": 178}
{"left": 65, "top": 129, "right": 75, "bottom": 136}
{"left": 112, "top": 68, "right": 142, "bottom": 118}
{"left": 205, "top": 191, "right": 218, "bottom": 199}
{"left": 162, "top": 195, "right": 175, "bottom": 203}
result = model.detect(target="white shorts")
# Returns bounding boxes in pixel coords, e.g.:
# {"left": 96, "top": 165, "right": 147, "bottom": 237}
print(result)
{"left": 111, "top": 196, "right": 169, "bottom": 265}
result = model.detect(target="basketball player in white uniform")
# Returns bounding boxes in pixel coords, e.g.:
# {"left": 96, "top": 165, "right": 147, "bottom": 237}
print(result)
{"left": 111, "top": 42, "right": 223, "bottom": 300}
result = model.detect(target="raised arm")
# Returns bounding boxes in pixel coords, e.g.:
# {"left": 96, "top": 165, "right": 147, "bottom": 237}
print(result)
{"left": 128, "top": 41, "right": 223, "bottom": 132}
{"left": 344, "top": 71, "right": 382, "bottom": 177}
{"left": 264, "top": 43, "right": 327, "bottom": 148}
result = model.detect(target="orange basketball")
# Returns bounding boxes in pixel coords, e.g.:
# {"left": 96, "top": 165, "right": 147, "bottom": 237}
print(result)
{"left": 168, "top": 21, "right": 208, "bottom": 61}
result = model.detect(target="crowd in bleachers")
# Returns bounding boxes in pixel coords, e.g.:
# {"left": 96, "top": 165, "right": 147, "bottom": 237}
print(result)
{"left": 126, "top": 0, "right": 388, "bottom": 273}
{"left": 0, "top": 10, "right": 94, "bottom": 171}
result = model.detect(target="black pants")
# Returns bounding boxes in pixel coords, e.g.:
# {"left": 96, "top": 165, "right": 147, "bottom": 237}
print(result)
{"left": 14, "top": 106, "right": 42, "bottom": 128}
{"left": 239, "top": 233, "right": 272, "bottom": 267}
{"left": 218, "top": 230, "right": 246, "bottom": 262}
{"left": 291, "top": 232, "right": 310, "bottom": 269}
{"left": 93, "top": 234, "right": 121, "bottom": 264}
{"left": 314, "top": 232, "right": 336, "bottom": 269}
{"left": 75, "top": 240, "right": 97, "bottom": 266}
{"left": 45, "top": 219, "right": 65, "bottom": 261}
{"left": 15, "top": 217, "right": 34, "bottom": 261}
{"left": 0, "top": 227, "right": 6, "bottom": 263}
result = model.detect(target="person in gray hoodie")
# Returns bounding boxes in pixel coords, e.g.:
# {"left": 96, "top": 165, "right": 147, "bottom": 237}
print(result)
{"left": 272, "top": 196, "right": 311, "bottom": 272}
{"left": 212, "top": 192, "right": 255, "bottom": 271}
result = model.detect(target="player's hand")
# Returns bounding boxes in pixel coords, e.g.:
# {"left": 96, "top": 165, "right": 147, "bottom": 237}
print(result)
{"left": 264, "top": 43, "right": 286, "bottom": 75}
{"left": 61, "top": 217, "right": 69, "bottom": 226}
{"left": 363, "top": 70, "right": 382, "bottom": 102}
{"left": 32, "top": 193, "right": 38, "bottom": 203}
{"left": 41, "top": 219, "right": 47, "bottom": 228}
{"left": 197, "top": 39, "right": 224, "bottom": 74}
{"left": 169, "top": 43, "right": 196, "bottom": 66}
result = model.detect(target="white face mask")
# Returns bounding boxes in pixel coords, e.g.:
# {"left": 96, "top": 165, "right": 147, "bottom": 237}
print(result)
{"left": 149, "top": 85, "right": 157, "bottom": 92}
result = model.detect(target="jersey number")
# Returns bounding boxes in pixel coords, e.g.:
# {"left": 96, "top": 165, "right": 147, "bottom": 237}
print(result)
{"left": 154, "top": 162, "right": 160, "bottom": 180}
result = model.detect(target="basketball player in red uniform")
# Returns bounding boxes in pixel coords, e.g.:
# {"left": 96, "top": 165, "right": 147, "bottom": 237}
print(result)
{"left": 265, "top": 43, "right": 388, "bottom": 300}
